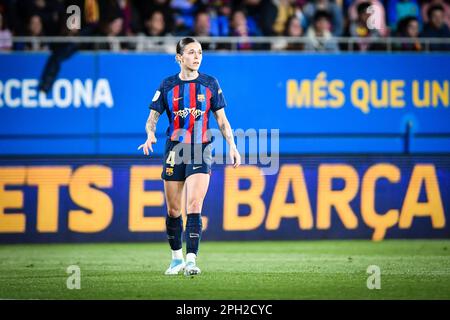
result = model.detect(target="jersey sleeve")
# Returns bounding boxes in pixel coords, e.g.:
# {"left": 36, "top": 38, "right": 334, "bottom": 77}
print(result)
{"left": 149, "top": 81, "right": 165, "bottom": 114}
{"left": 211, "top": 78, "right": 226, "bottom": 112}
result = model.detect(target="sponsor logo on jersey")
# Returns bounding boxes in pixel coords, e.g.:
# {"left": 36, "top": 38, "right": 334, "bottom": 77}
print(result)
{"left": 173, "top": 108, "right": 205, "bottom": 119}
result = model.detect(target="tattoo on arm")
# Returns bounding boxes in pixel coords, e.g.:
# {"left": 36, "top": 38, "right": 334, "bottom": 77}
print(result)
{"left": 220, "top": 122, "right": 234, "bottom": 145}
{"left": 146, "top": 110, "right": 160, "bottom": 136}
{"left": 215, "top": 110, "right": 235, "bottom": 147}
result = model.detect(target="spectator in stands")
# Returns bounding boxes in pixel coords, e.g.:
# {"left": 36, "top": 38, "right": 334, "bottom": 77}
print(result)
{"left": 303, "top": 0, "right": 344, "bottom": 36}
{"left": 285, "top": 14, "right": 304, "bottom": 36}
{"left": 421, "top": 0, "right": 450, "bottom": 28}
{"left": 143, "top": 11, "right": 168, "bottom": 37}
{"left": 23, "top": 14, "right": 49, "bottom": 51}
{"left": 234, "top": 0, "right": 264, "bottom": 35}
{"left": 193, "top": 10, "right": 212, "bottom": 37}
{"left": 293, "top": 1, "right": 308, "bottom": 30}
{"left": 387, "top": 0, "right": 421, "bottom": 32}
{"left": 0, "top": 0, "right": 18, "bottom": 34}
{"left": 204, "top": 0, "right": 232, "bottom": 36}
{"left": 135, "top": 0, "right": 175, "bottom": 34}
{"left": 0, "top": 10, "right": 12, "bottom": 51}
{"left": 189, "top": 10, "right": 222, "bottom": 50}
{"left": 95, "top": 15, "right": 126, "bottom": 51}
{"left": 348, "top": 1, "right": 384, "bottom": 51}
{"left": 229, "top": 8, "right": 263, "bottom": 50}
{"left": 260, "top": 0, "right": 297, "bottom": 35}
{"left": 17, "top": 0, "right": 62, "bottom": 36}
{"left": 420, "top": 4, "right": 450, "bottom": 51}
{"left": 233, "top": 6, "right": 263, "bottom": 35}
{"left": 304, "top": 10, "right": 340, "bottom": 52}
{"left": 136, "top": 11, "right": 173, "bottom": 52}
{"left": 273, "top": 14, "right": 304, "bottom": 50}
{"left": 113, "top": 0, "right": 141, "bottom": 36}
{"left": 394, "top": 16, "right": 422, "bottom": 51}
{"left": 28, "top": 14, "right": 45, "bottom": 36}
{"left": 171, "top": 0, "right": 199, "bottom": 35}
{"left": 348, "top": 0, "right": 388, "bottom": 36}
{"left": 181, "top": 1, "right": 232, "bottom": 38}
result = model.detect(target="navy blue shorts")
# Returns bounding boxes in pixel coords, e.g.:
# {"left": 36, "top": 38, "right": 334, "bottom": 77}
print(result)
{"left": 161, "top": 140, "right": 212, "bottom": 181}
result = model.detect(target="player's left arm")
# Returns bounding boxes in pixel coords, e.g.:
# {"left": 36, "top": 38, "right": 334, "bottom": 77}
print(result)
{"left": 213, "top": 109, "right": 241, "bottom": 168}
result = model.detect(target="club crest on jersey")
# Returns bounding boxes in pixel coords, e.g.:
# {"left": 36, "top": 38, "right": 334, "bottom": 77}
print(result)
{"left": 165, "top": 167, "right": 174, "bottom": 176}
{"left": 197, "top": 94, "right": 205, "bottom": 102}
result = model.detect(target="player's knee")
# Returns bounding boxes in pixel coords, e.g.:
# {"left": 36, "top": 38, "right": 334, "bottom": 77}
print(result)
{"left": 187, "top": 198, "right": 204, "bottom": 213}
{"left": 167, "top": 207, "right": 181, "bottom": 218}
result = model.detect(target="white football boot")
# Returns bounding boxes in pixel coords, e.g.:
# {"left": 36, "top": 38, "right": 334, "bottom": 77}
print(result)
{"left": 164, "top": 259, "right": 185, "bottom": 275}
{"left": 184, "top": 261, "right": 201, "bottom": 276}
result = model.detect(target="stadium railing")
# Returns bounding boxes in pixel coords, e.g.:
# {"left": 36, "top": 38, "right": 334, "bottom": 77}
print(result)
{"left": 10, "top": 36, "right": 450, "bottom": 52}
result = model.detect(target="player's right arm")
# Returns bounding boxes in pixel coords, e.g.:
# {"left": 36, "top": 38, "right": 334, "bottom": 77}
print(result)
{"left": 139, "top": 80, "right": 166, "bottom": 155}
{"left": 138, "top": 109, "right": 160, "bottom": 155}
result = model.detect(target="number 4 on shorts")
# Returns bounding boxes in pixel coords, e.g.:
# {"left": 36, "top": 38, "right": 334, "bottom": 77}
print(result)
{"left": 166, "top": 151, "right": 175, "bottom": 167}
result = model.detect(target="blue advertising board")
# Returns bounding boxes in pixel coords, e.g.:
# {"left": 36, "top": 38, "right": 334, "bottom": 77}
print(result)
{"left": 0, "top": 53, "right": 449, "bottom": 154}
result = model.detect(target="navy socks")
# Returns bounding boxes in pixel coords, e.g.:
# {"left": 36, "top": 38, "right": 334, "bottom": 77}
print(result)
{"left": 166, "top": 215, "right": 183, "bottom": 251}
{"left": 166, "top": 214, "right": 202, "bottom": 256}
{"left": 186, "top": 213, "right": 202, "bottom": 255}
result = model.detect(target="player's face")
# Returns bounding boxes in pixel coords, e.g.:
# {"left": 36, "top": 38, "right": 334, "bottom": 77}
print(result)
{"left": 180, "top": 42, "right": 202, "bottom": 71}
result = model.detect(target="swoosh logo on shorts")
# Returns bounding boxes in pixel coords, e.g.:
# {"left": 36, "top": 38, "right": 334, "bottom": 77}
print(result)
{"left": 193, "top": 166, "right": 202, "bottom": 170}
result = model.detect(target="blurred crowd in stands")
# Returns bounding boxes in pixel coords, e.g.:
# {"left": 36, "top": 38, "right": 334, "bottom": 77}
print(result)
{"left": 0, "top": 0, "right": 449, "bottom": 52}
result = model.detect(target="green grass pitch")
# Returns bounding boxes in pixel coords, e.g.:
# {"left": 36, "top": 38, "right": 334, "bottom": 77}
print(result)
{"left": 0, "top": 240, "right": 449, "bottom": 300}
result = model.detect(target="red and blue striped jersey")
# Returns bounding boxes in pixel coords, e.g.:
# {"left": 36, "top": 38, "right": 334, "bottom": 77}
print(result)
{"left": 149, "top": 72, "right": 226, "bottom": 144}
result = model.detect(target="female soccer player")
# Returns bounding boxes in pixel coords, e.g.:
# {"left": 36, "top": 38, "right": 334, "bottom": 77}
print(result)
{"left": 138, "top": 37, "right": 241, "bottom": 276}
